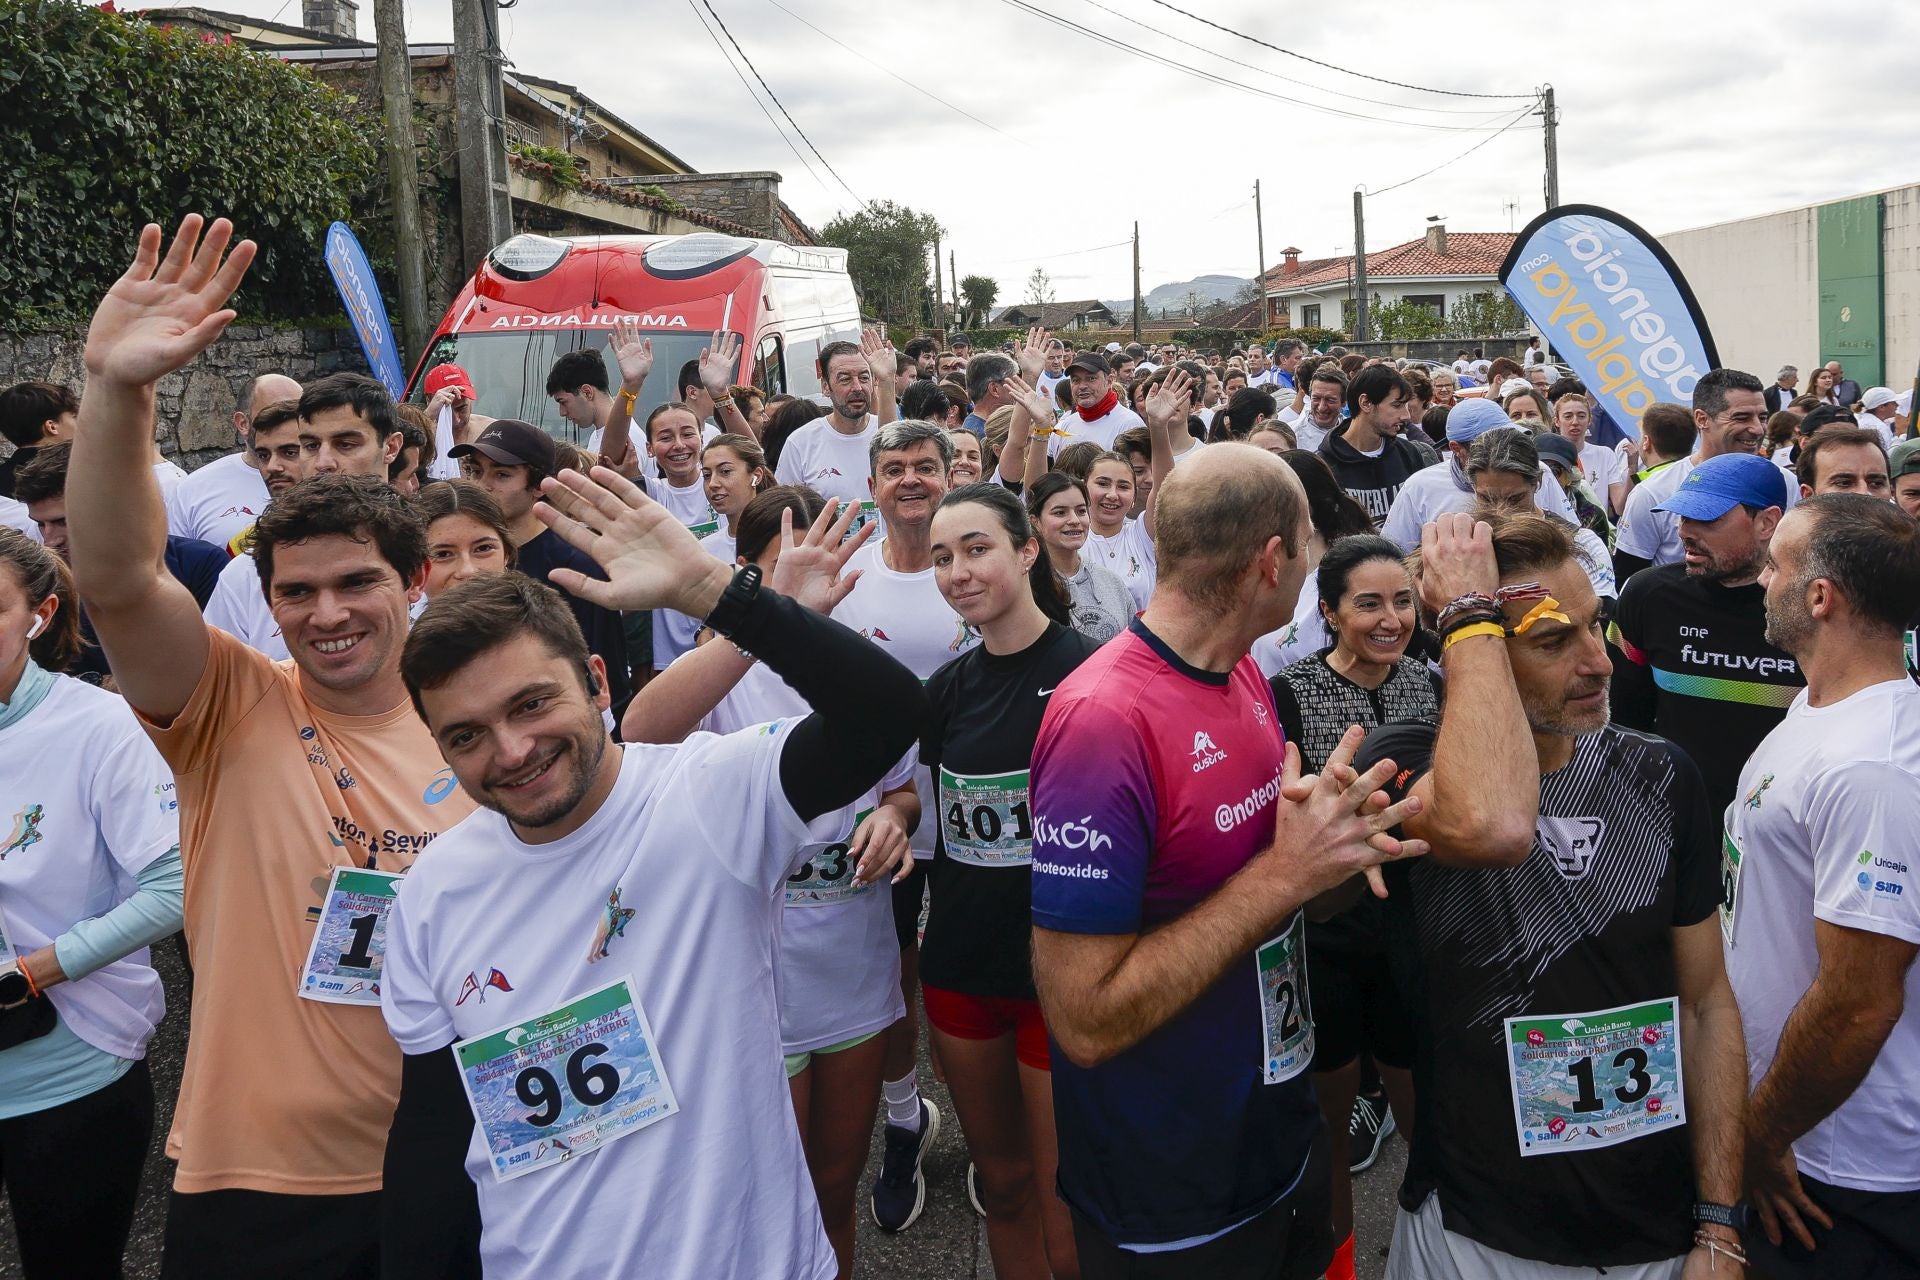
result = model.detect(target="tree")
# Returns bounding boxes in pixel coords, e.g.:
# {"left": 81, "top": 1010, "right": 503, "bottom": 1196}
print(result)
{"left": 0, "top": 0, "right": 381, "bottom": 324}
{"left": 1371, "top": 299, "right": 1447, "bottom": 341}
{"left": 1024, "top": 267, "right": 1055, "bottom": 307}
{"left": 1444, "top": 291, "right": 1529, "bottom": 339}
{"left": 1183, "top": 288, "right": 1204, "bottom": 318}
{"left": 819, "top": 199, "right": 944, "bottom": 329}
{"left": 1234, "top": 277, "right": 1263, "bottom": 305}
{"left": 958, "top": 274, "right": 999, "bottom": 329}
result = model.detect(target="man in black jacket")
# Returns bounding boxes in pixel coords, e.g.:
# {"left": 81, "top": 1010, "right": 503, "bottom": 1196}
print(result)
{"left": 1320, "top": 365, "right": 1429, "bottom": 526}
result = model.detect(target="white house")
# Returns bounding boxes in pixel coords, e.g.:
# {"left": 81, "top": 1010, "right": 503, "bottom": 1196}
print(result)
{"left": 1261, "top": 225, "right": 1517, "bottom": 332}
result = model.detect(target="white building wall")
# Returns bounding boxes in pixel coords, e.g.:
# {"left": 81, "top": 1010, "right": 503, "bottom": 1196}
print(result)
{"left": 1279, "top": 278, "right": 1501, "bottom": 329}
{"left": 1881, "top": 186, "right": 1920, "bottom": 387}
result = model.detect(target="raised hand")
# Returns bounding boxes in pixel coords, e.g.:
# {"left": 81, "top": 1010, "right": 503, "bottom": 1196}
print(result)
{"left": 1015, "top": 325, "right": 1051, "bottom": 381}
{"left": 768, "top": 499, "right": 873, "bottom": 615}
{"left": 610, "top": 318, "right": 655, "bottom": 392}
{"left": 1003, "top": 372, "right": 1057, "bottom": 425}
{"left": 861, "top": 327, "right": 896, "bottom": 386}
{"left": 698, "top": 330, "right": 740, "bottom": 400}
{"left": 85, "top": 215, "right": 257, "bottom": 387}
{"left": 1417, "top": 511, "right": 1501, "bottom": 616}
{"left": 535, "top": 466, "right": 732, "bottom": 617}
{"left": 1145, "top": 368, "right": 1195, "bottom": 431}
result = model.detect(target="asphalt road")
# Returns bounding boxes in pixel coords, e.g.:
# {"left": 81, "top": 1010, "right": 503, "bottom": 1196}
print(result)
{"left": 0, "top": 941, "right": 1405, "bottom": 1279}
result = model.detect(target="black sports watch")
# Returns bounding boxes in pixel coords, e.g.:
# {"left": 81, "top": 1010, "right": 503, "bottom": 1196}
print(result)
{"left": 703, "top": 563, "right": 763, "bottom": 640}
{"left": 1693, "top": 1201, "right": 1740, "bottom": 1229}
{"left": 0, "top": 968, "right": 31, "bottom": 1008}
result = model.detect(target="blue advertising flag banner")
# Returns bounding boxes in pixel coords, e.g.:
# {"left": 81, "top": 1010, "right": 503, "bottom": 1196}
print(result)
{"left": 1500, "top": 206, "right": 1719, "bottom": 441}
{"left": 323, "top": 222, "right": 406, "bottom": 398}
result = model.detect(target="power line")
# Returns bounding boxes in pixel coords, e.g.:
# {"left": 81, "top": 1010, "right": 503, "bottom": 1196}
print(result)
{"left": 1144, "top": 0, "right": 1535, "bottom": 101}
{"left": 683, "top": 0, "right": 838, "bottom": 205}
{"left": 1367, "top": 105, "right": 1537, "bottom": 197}
{"left": 1074, "top": 0, "right": 1495, "bottom": 115}
{"left": 761, "top": 0, "right": 1035, "bottom": 151}
{"left": 697, "top": 0, "right": 863, "bottom": 205}
{"left": 991, "top": 0, "right": 1527, "bottom": 133}
{"left": 973, "top": 237, "right": 1134, "bottom": 268}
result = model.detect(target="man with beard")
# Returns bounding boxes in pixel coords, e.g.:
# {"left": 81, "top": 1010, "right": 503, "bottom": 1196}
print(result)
{"left": 1319, "top": 365, "right": 1428, "bottom": 525}
{"left": 379, "top": 483, "right": 926, "bottom": 1279}
{"left": 166, "top": 371, "right": 296, "bottom": 546}
{"left": 1359, "top": 508, "right": 1747, "bottom": 1279}
{"left": 63, "top": 216, "right": 482, "bottom": 1279}
{"left": 1609, "top": 453, "right": 1802, "bottom": 821}
{"left": 776, "top": 335, "right": 899, "bottom": 510}
{"left": 1724, "top": 495, "right": 1920, "bottom": 1279}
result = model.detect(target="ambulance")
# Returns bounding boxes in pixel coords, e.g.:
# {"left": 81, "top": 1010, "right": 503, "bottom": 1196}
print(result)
{"left": 407, "top": 231, "right": 862, "bottom": 443}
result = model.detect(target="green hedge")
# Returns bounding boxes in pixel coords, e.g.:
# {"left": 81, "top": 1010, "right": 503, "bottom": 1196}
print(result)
{"left": 0, "top": 0, "right": 381, "bottom": 326}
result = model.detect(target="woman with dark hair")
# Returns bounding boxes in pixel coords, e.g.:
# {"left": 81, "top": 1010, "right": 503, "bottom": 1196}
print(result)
{"left": 0, "top": 530, "right": 184, "bottom": 1279}
{"left": 1250, "top": 450, "right": 1376, "bottom": 676}
{"left": 920, "top": 483, "right": 1096, "bottom": 1280}
{"left": 415, "top": 479, "right": 515, "bottom": 597}
{"left": 621, "top": 488, "right": 917, "bottom": 1280}
{"left": 1268, "top": 535, "right": 1435, "bottom": 1280}
{"left": 1025, "top": 472, "right": 1132, "bottom": 644}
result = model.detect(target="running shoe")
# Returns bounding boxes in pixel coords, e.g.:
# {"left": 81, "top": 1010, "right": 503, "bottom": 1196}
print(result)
{"left": 870, "top": 1098, "right": 942, "bottom": 1233}
{"left": 1348, "top": 1092, "right": 1396, "bottom": 1174}
{"left": 967, "top": 1161, "right": 985, "bottom": 1219}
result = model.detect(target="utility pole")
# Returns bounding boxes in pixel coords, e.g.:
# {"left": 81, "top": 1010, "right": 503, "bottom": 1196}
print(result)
{"left": 373, "top": 0, "right": 429, "bottom": 365}
{"left": 931, "top": 238, "right": 943, "bottom": 330}
{"left": 949, "top": 249, "right": 959, "bottom": 325}
{"left": 1541, "top": 84, "right": 1560, "bottom": 210}
{"left": 1351, "top": 191, "right": 1369, "bottom": 342}
{"left": 1131, "top": 221, "right": 1142, "bottom": 343}
{"left": 452, "top": 0, "right": 512, "bottom": 273}
{"left": 1253, "top": 180, "right": 1267, "bottom": 331}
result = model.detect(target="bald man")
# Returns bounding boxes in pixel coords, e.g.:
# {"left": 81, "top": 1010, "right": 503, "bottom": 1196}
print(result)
{"left": 167, "top": 371, "right": 298, "bottom": 547}
{"left": 1030, "top": 443, "right": 1426, "bottom": 1278}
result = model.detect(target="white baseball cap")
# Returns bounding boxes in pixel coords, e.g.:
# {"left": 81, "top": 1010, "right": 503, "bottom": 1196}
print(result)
{"left": 1104, "top": 342, "right": 1123, "bottom": 353}
{"left": 1861, "top": 386, "right": 1899, "bottom": 411}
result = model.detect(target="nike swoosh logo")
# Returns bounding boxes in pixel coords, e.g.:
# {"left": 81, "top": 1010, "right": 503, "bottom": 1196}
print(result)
{"left": 1036, "top": 686, "right": 1057, "bottom": 697}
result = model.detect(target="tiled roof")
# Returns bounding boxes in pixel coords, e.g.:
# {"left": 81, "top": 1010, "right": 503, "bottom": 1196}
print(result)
{"left": 1263, "top": 233, "right": 1515, "bottom": 292}
{"left": 992, "top": 299, "right": 1117, "bottom": 328}
{"left": 1203, "top": 300, "right": 1266, "bottom": 330}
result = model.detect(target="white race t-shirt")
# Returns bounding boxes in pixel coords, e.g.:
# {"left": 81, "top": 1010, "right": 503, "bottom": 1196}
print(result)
{"left": 773, "top": 417, "right": 878, "bottom": 508}
{"left": 1250, "top": 574, "right": 1325, "bottom": 679}
{"left": 0, "top": 494, "right": 36, "bottom": 540}
{"left": 381, "top": 730, "right": 844, "bottom": 1280}
{"left": 648, "top": 478, "right": 723, "bottom": 672}
{"left": 1855, "top": 413, "right": 1896, "bottom": 451}
{"left": 1054, "top": 403, "right": 1146, "bottom": 456}
{"left": 1613, "top": 456, "right": 1694, "bottom": 565}
{"left": 1724, "top": 679, "right": 1920, "bottom": 1192}
{"left": 1083, "top": 519, "right": 1157, "bottom": 613}
{"left": 1291, "top": 416, "right": 1333, "bottom": 453}
{"left": 587, "top": 423, "right": 721, "bottom": 481}
{"left": 166, "top": 451, "right": 269, "bottom": 550}
{"left": 0, "top": 676, "right": 178, "bottom": 1060}
{"left": 1576, "top": 440, "right": 1626, "bottom": 494}
{"left": 152, "top": 459, "right": 188, "bottom": 509}
{"left": 204, "top": 550, "right": 287, "bottom": 660}
{"left": 1380, "top": 458, "right": 1576, "bottom": 553}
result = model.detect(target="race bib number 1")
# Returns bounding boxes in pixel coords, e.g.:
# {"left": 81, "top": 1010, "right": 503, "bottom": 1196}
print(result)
{"left": 786, "top": 808, "right": 875, "bottom": 906}
{"left": 456, "top": 979, "right": 678, "bottom": 1183}
{"left": 1257, "top": 913, "right": 1313, "bottom": 1085}
{"left": 939, "top": 767, "right": 1034, "bottom": 868}
{"left": 1719, "top": 833, "right": 1742, "bottom": 947}
{"left": 298, "top": 867, "right": 402, "bottom": 1005}
{"left": 1505, "top": 996, "right": 1686, "bottom": 1158}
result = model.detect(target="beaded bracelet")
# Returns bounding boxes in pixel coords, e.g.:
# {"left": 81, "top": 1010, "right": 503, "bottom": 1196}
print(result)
{"left": 1435, "top": 592, "right": 1498, "bottom": 633}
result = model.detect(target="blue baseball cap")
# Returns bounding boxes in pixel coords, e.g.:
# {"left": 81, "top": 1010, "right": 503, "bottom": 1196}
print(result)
{"left": 1655, "top": 453, "right": 1788, "bottom": 521}
{"left": 1444, "top": 397, "right": 1513, "bottom": 443}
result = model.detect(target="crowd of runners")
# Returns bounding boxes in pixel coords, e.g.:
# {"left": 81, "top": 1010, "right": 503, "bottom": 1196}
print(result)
{"left": 0, "top": 214, "right": 1916, "bottom": 1280}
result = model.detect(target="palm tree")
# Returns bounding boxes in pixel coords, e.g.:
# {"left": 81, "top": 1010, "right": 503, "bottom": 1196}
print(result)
{"left": 960, "top": 274, "right": 1000, "bottom": 329}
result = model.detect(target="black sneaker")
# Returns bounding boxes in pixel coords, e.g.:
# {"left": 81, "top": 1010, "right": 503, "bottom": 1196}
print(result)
{"left": 967, "top": 1162, "right": 985, "bottom": 1218}
{"left": 1348, "top": 1092, "right": 1396, "bottom": 1174}
{"left": 870, "top": 1098, "right": 942, "bottom": 1233}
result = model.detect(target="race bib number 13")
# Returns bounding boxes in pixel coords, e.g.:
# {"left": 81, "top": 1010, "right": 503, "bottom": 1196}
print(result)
{"left": 298, "top": 867, "right": 402, "bottom": 1006}
{"left": 456, "top": 979, "right": 679, "bottom": 1183}
{"left": 1504, "top": 996, "right": 1685, "bottom": 1158}
{"left": 1257, "top": 913, "right": 1313, "bottom": 1085}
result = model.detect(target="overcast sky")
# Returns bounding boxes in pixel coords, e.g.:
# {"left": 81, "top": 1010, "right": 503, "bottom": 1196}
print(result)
{"left": 214, "top": 0, "right": 1919, "bottom": 301}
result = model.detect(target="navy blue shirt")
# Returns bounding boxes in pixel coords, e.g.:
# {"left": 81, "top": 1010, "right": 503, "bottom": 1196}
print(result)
{"left": 72, "top": 536, "right": 227, "bottom": 684}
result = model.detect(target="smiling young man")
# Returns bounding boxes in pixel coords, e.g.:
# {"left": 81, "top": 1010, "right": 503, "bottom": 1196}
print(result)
{"left": 378, "top": 475, "right": 926, "bottom": 1279}
{"left": 65, "top": 217, "right": 482, "bottom": 1280}
{"left": 1320, "top": 365, "right": 1427, "bottom": 525}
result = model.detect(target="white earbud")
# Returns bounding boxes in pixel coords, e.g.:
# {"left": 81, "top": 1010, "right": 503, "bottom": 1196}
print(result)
{"left": 26, "top": 616, "right": 45, "bottom": 640}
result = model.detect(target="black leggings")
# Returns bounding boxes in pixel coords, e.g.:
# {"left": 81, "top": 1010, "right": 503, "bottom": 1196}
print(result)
{"left": 0, "top": 1059, "right": 154, "bottom": 1280}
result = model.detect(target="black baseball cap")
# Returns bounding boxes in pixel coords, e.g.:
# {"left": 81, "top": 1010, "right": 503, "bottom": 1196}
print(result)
{"left": 949, "top": 332, "right": 973, "bottom": 348}
{"left": 1067, "top": 352, "right": 1112, "bottom": 376}
{"left": 447, "top": 419, "right": 557, "bottom": 473}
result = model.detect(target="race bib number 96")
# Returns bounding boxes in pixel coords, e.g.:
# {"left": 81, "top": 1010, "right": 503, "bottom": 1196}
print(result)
{"left": 1505, "top": 996, "right": 1685, "bottom": 1158}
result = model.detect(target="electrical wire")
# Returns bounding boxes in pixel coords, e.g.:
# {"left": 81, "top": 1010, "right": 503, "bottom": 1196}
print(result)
{"left": 1144, "top": 0, "right": 1535, "bottom": 101}
{"left": 992, "top": 0, "right": 1528, "bottom": 133}
{"left": 1366, "top": 104, "right": 1537, "bottom": 197}
{"left": 684, "top": 0, "right": 838, "bottom": 206}
{"left": 697, "top": 0, "right": 864, "bottom": 205}
{"left": 973, "top": 237, "right": 1134, "bottom": 268}
{"left": 761, "top": 0, "right": 1035, "bottom": 151}
{"left": 1074, "top": 0, "right": 1497, "bottom": 115}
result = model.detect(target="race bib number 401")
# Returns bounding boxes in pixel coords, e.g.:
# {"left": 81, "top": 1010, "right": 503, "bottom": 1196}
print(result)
{"left": 1257, "top": 913, "right": 1313, "bottom": 1085}
{"left": 455, "top": 979, "right": 679, "bottom": 1183}
{"left": 939, "top": 767, "right": 1033, "bottom": 867}
{"left": 298, "top": 867, "right": 402, "bottom": 1006}
{"left": 1504, "top": 996, "right": 1685, "bottom": 1158}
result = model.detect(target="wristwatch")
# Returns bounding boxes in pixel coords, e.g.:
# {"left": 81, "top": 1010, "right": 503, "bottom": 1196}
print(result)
{"left": 1692, "top": 1201, "right": 1740, "bottom": 1229}
{"left": 703, "top": 563, "right": 763, "bottom": 640}
{"left": 0, "top": 967, "right": 31, "bottom": 1009}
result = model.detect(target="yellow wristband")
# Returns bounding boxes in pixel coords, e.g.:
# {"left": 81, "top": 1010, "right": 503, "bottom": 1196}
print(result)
{"left": 618, "top": 388, "right": 639, "bottom": 410}
{"left": 1442, "top": 621, "right": 1506, "bottom": 653}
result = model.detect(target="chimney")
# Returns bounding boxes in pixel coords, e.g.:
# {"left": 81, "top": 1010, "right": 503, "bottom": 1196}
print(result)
{"left": 302, "top": 0, "right": 358, "bottom": 40}
{"left": 1280, "top": 246, "right": 1302, "bottom": 279}
{"left": 1424, "top": 223, "right": 1448, "bottom": 256}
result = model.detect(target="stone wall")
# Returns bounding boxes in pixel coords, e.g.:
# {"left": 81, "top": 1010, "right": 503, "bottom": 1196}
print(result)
{"left": 619, "top": 172, "right": 785, "bottom": 241}
{"left": 0, "top": 325, "right": 369, "bottom": 471}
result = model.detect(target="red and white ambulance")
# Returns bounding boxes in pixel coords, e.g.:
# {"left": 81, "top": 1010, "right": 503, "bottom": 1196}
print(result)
{"left": 407, "top": 231, "right": 861, "bottom": 443}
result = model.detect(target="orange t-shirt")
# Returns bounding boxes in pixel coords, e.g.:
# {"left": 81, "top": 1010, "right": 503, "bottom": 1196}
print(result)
{"left": 141, "top": 627, "right": 476, "bottom": 1194}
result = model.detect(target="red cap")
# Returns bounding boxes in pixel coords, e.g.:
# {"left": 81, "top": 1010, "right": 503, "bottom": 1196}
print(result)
{"left": 423, "top": 363, "right": 477, "bottom": 399}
